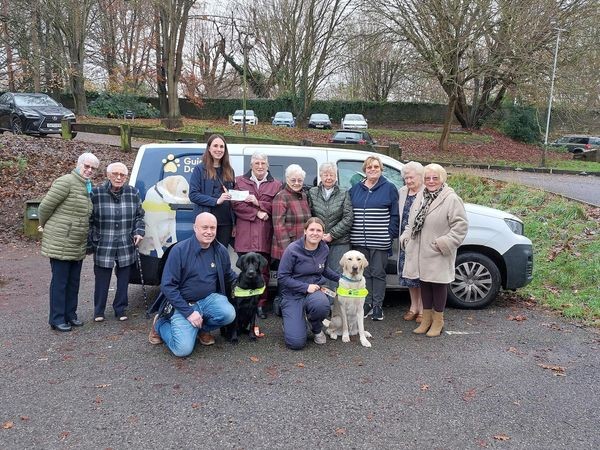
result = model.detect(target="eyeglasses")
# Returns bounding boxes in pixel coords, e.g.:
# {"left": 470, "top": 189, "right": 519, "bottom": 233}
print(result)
{"left": 425, "top": 176, "right": 440, "bottom": 181}
{"left": 83, "top": 164, "right": 98, "bottom": 171}
{"left": 111, "top": 172, "right": 128, "bottom": 179}
{"left": 366, "top": 165, "right": 381, "bottom": 170}
{"left": 288, "top": 178, "right": 304, "bottom": 184}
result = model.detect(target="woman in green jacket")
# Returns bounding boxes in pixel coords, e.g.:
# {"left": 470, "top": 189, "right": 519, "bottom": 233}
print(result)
{"left": 39, "top": 152, "right": 100, "bottom": 332}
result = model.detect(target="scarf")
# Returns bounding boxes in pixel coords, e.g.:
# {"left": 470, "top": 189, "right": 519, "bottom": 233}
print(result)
{"left": 411, "top": 184, "right": 444, "bottom": 238}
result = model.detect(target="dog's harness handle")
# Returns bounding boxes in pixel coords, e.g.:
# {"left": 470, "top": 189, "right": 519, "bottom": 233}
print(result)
{"left": 233, "top": 285, "right": 266, "bottom": 297}
{"left": 336, "top": 287, "right": 369, "bottom": 298}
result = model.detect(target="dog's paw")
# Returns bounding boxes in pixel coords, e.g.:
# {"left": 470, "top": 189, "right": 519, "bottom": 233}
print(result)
{"left": 322, "top": 319, "right": 331, "bottom": 327}
{"left": 342, "top": 333, "right": 350, "bottom": 343}
{"left": 364, "top": 331, "right": 372, "bottom": 338}
{"left": 360, "top": 338, "right": 371, "bottom": 348}
{"left": 329, "top": 332, "right": 338, "bottom": 340}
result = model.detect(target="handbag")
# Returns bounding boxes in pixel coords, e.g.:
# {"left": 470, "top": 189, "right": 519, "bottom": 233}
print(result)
{"left": 146, "top": 292, "right": 175, "bottom": 320}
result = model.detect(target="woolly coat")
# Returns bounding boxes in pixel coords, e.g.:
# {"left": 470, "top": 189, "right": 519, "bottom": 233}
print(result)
{"left": 232, "top": 170, "right": 282, "bottom": 254}
{"left": 271, "top": 185, "right": 311, "bottom": 260}
{"left": 38, "top": 170, "right": 92, "bottom": 261}
{"left": 400, "top": 185, "right": 468, "bottom": 284}
{"left": 307, "top": 183, "right": 353, "bottom": 245}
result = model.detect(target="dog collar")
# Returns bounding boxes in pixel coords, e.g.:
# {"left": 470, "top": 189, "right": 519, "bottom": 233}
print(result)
{"left": 340, "top": 274, "right": 363, "bottom": 283}
{"left": 336, "top": 287, "right": 368, "bottom": 298}
{"left": 234, "top": 285, "right": 266, "bottom": 297}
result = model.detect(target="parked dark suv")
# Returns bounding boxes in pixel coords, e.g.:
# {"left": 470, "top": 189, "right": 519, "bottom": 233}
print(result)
{"left": 550, "top": 135, "right": 600, "bottom": 154}
{"left": 328, "top": 130, "right": 375, "bottom": 145}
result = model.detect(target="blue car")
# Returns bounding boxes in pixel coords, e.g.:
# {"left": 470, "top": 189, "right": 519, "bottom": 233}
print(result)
{"left": 271, "top": 111, "right": 296, "bottom": 127}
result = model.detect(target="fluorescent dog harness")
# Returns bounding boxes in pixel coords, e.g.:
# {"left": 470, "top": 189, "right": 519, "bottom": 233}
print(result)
{"left": 233, "top": 285, "right": 266, "bottom": 297}
{"left": 336, "top": 287, "right": 369, "bottom": 298}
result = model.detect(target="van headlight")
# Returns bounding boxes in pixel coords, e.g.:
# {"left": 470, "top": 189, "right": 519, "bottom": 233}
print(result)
{"left": 504, "top": 218, "right": 524, "bottom": 235}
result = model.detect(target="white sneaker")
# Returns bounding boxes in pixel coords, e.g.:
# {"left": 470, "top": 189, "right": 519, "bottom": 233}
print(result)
{"left": 314, "top": 331, "right": 326, "bottom": 345}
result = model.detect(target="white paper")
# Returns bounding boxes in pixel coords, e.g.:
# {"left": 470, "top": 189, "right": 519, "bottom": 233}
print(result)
{"left": 229, "top": 190, "right": 249, "bottom": 201}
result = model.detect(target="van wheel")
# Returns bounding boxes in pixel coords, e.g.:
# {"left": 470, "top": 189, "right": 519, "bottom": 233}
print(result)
{"left": 448, "top": 252, "right": 501, "bottom": 309}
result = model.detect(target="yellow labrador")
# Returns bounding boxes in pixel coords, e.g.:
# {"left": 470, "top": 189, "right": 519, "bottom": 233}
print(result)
{"left": 323, "top": 250, "right": 372, "bottom": 347}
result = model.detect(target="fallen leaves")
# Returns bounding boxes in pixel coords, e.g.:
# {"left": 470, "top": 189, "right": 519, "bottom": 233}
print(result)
{"left": 2, "top": 421, "right": 14, "bottom": 429}
{"left": 493, "top": 434, "right": 511, "bottom": 441}
{"left": 463, "top": 388, "right": 477, "bottom": 402}
{"left": 334, "top": 427, "right": 347, "bottom": 437}
{"left": 538, "top": 364, "right": 566, "bottom": 376}
{"left": 508, "top": 314, "right": 527, "bottom": 322}
{"left": 420, "top": 384, "right": 430, "bottom": 391}
{"left": 249, "top": 356, "right": 260, "bottom": 363}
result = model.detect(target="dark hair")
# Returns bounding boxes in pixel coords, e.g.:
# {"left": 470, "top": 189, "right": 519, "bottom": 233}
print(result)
{"left": 304, "top": 216, "right": 326, "bottom": 232}
{"left": 202, "top": 134, "right": 234, "bottom": 182}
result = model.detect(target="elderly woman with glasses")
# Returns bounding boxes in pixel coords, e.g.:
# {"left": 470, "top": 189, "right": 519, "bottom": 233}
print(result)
{"left": 401, "top": 164, "right": 468, "bottom": 337}
{"left": 348, "top": 155, "right": 399, "bottom": 321}
{"left": 39, "top": 152, "right": 100, "bottom": 332}
{"left": 271, "top": 164, "right": 312, "bottom": 262}
{"left": 89, "top": 162, "right": 145, "bottom": 322}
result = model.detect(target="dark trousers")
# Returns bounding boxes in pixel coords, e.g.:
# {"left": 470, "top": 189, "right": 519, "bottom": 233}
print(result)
{"left": 281, "top": 291, "right": 329, "bottom": 350}
{"left": 49, "top": 258, "right": 83, "bottom": 326}
{"left": 94, "top": 262, "right": 132, "bottom": 317}
{"left": 237, "top": 251, "right": 271, "bottom": 306}
{"left": 420, "top": 281, "right": 448, "bottom": 312}
{"left": 353, "top": 246, "right": 387, "bottom": 308}
{"left": 217, "top": 224, "right": 233, "bottom": 249}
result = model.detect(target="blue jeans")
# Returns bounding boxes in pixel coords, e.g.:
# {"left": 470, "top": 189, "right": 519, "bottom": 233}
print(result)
{"left": 155, "top": 293, "right": 235, "bottom": 357}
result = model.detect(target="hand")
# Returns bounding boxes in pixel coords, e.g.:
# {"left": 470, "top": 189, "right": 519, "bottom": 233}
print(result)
{"left": 231, "top": 226, "right": 236, "bottom": 238}
{"left": 323, "top": 233, "right": 333, "bottom": 243}
{"left": 133, "top": 235, "right": 143, "bottom": 246}
{"left": 307, "top": 284, "right": 320, "bottom": 293}
{"left": 257, "top": 211, "right": 269, "bottom": 221}
{"left": 216, "top": 192, "right": 232, "bottom": 205}
{"left": 245, "top": 194, "right": 259, "bottom": 206}
{"left": 187, "top": 311, "right": 203, "bottom": 328}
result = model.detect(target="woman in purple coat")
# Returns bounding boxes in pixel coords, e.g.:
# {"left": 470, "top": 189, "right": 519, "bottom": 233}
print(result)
{"left": 277, "top": 217, "right": 340, "bottom": 350}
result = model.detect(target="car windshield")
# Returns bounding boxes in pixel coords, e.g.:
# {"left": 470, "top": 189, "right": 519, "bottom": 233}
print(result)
{"left": 345, "top": 114, "right": 364, "bottom": 121}
{"left": 15, "top": 95, "right": 60, "bottom": 107}
{"left": 275, "top": 112, "right": 292, "bottom": 119}
{"left": 234, "top": 110, "right": 255, "bottom": 116}
{"left": 334, "top": 131, "right": 361, "bottom": 139}
{"left": 311, "top": 114, "right": 329, "bottom": 120}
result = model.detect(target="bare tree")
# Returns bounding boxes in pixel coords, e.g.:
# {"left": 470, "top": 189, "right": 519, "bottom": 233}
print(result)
{"left": 368, "top": 0, "right": 593, "bottom": 150}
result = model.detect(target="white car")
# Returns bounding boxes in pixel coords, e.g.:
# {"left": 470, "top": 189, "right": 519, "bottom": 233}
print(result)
{"left": 341, "top": 113, "right": 368, "bottom": 130}
{"left": 231, "top": 109, "right": 257, "bottom": 125}
{"left": 129, "top": 144, "right": 533, "bottom": 309}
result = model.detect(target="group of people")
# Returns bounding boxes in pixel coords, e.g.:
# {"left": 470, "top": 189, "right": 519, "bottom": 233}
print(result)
{"left": 39, "top": 153, "right": 145, "bottom": 332}
{"left": 40, "top": 133, "right": 468, "bottom": 357}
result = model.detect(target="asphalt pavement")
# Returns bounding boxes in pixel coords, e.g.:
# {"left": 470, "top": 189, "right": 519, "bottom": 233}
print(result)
{"left": 1, "top": 243, "right": 599, "bottom": 449}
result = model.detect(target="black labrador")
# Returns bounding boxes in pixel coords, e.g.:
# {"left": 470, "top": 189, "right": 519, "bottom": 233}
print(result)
{"left": 221, "top": 252, "right": 268, "bottom": 343}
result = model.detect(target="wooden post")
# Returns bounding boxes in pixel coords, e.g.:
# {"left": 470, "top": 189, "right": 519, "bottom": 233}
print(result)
{"left": 120, "top": 124, "right": 132, "bottom": 152}
{"left": 388, "top": 143, "right": 402, "bottom": 161}
{"left": 61, "top": 119, "right": 73, "bottom": 140}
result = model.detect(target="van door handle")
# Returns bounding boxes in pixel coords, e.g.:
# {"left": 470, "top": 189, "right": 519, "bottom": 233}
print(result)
{"left": 169, "top": 204, "right": 195, "bottom": 211}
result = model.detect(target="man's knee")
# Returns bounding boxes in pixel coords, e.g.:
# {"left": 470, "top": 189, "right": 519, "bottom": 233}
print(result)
{"left": 285, "top": 332, "right": 307, "bottom": 350}
{"left": 170, "top": 342, "right": 195, "bottom": 358}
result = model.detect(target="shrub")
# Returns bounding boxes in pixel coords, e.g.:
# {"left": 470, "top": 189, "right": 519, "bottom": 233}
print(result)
{"left": 500, "top": 105, "right": 540, "bottom": 143}
{"left": 89, "top": 93, "right": 160, "bottom": 119}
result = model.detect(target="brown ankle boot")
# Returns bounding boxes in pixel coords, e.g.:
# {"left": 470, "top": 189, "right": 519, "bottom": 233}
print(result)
{"left": 413, "top": 309, "right": 433, "bottom": 334}
{"left": 426, "top": 311, "right": 444, "bottom": 337}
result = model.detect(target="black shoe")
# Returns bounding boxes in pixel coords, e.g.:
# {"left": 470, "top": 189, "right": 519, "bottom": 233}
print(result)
{"left": 51, "top": 323, "right": 72, "bottom": 332}
{"left": 257, "top": 306, "right": 267, "bottom": 319}
{"left": 69, "top": 319, "right": 84, "bottom": 327}
{"left": 363, "top": 303, "right": 373, "bottom": 318}
{"left": 372, "top": 305, "right": 384, "bottom": 321}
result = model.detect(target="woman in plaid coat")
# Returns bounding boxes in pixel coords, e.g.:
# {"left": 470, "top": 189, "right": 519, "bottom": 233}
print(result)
{"left": 89, "top": 162, "right": 145, "bottom": 321}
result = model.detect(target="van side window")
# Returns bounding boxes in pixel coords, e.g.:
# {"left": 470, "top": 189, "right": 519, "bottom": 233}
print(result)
{"left": 243, "top": 155, "right": 318, "bottom": 187}
{"left": 337, "top": 160, "right": 404, "bottom": 190}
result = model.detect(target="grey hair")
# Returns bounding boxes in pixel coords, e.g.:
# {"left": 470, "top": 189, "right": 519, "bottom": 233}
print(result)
{"left": 106, "top": 162, "right": 128, "bottom": 175}
{"left": 319, "top": 161, "right": 337, "bottom": 176}
{"left": 285, "top": 164, "right": 306, "bottom": 179}
{"left": 402, "top": 161, "right": 424, "bottom": 179}
{"left": 251, "top": 152, "right": 269, "bottom": 164}
{"left": 77, "top": 152, "right": 99, "bottom": 168}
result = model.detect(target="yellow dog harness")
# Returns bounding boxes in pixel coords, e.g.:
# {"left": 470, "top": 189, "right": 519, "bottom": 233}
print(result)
{"left": 336, "top": 287, "right": 369, "bottom": 298}
{"left": 234, "top": 285, "right": 266, "bottom": 297}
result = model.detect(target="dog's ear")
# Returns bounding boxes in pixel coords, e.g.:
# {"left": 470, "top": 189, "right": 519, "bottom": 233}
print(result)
{"left": 236, "top": 255, "right": 244, "bottom": 270}
{"left": 257, "top": 253, "right": 268, "bottom": 270}
{"left": 361, "top": 256, "right": 369, "bottom": 269}
{"left": 339, "top": 254, "right": 346, "bottom": 268}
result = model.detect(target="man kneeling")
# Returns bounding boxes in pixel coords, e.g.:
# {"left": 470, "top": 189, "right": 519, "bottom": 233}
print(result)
{"left": 149, "top": 213, "right": 236, "bottom": 357}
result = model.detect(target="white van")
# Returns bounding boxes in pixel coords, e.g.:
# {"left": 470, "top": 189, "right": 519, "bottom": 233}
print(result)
{"left": 129, "top": 143, "right": 533, "bottom": 308}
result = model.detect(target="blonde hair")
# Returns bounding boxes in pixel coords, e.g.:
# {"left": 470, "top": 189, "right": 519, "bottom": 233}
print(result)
{"left": 423, "top": 163, "right": 447, "bottom": 183}
{"left": 402, "top": 161, "right": 424, "bottom": 179}
{"left": 362, "top": 155, "right": 382, "bottom": 173}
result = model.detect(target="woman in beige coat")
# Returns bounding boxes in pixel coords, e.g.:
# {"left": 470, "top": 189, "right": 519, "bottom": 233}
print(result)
{"left": 400, "top": 164, "right": 468, "bottom": 337}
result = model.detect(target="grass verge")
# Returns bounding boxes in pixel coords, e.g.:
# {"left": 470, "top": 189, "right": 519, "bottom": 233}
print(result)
{"left": 450, "top": 173, "right": 600, "bottom": 325}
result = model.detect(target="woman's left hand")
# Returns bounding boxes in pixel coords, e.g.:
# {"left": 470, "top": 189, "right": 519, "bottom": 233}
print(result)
{"left": 133, "top": 235, "right": 143, "bottom": 246}
{"left": 323, "top": 233, "right": 333, "bottom": 243}
{"left": 307, "top": 284, "right": 320, "bottom": 293}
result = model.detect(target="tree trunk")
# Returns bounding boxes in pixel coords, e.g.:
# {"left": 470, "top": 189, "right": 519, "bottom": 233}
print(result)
{"left": 154, "top": 13, "right": 168, "bottom": 118}
{"left": 439, "top": 95, "right": 456, "bottom": 152}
